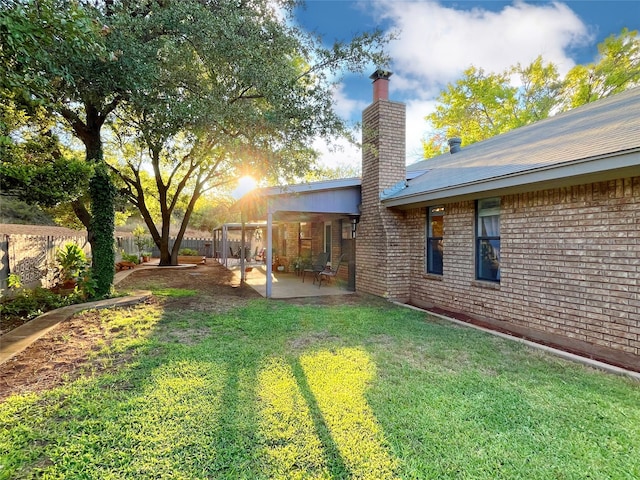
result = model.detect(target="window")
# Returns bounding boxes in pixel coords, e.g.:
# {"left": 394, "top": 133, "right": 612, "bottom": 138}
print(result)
{"left": 324, "top": 222, "right": 332, "bottom": 262}
{"left": 476, "top": 198, "right": 500, "bottom": 282}
{"left": 426, "top": 206, "right": 444, "bottom": 275}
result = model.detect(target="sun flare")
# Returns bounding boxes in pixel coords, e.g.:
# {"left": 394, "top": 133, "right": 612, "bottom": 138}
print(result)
{"left": 233, "top": 175, "right": 258, "bottom": 199}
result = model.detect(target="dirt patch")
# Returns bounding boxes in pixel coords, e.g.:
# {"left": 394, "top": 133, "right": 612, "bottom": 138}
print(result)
{"left": 0, "top": 262, "right": 259, "bottom": 402}
{"left": 0, "top": 262, "right": 380, "bottom": 402}
{"left": 0, "top": 307, "right": 117, "bottom": 401}
{"left": 288, "top": 331, "right": 343, "bottom": 351}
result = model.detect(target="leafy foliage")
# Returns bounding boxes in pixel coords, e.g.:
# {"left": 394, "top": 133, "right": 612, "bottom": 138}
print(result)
{"left": 0, "top": 195, "right": 56, "bottom": 225}
{"left": 0, "top": 96, "right": 92, "bottom": 207}
{"left": 423, "top": 29, "right": 640, "bottom": 157}
{"left": 132, "top": 226, "right": 154, "bottom": 257}
{"left": 424, "top": 57, "right": 561, "bottom": 155}
{"left": 561, "top": 28, "right": 640, "bottom": 109}
{"left": 89, "top": 164, "right": 116, "bottom": 296}
{"left": 120, "top": 252, "right": 140, "bottom": 264}
{"left": 0, "top": 287, "right": 81, "bottom": 322}
{"left": 104, "top": 0, "right": 389, "bottom": 265}
{"left": 55, "top": 243, "right": 88, "bottom": 282}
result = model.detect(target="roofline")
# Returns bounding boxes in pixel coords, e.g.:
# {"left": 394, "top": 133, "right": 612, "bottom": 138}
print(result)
{"left": 382, "top": 148, "right": 640, "bottom": 208}
{"left": 258, "top": 177, "right": 361, "bottom": 197}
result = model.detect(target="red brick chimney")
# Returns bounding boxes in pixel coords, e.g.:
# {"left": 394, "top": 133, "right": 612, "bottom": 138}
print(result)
{"left": 370, "top": 69, "right": 392, "bottom": 101}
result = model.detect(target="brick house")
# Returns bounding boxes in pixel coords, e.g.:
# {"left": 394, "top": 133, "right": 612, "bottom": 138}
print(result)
{"left": 243, "top": 71, "right": 640, "bottom": 371}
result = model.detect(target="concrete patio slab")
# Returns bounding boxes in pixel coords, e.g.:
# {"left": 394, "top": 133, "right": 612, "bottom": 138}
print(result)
{"left": 228, "top": 263, "right": 355, "bottom": 299}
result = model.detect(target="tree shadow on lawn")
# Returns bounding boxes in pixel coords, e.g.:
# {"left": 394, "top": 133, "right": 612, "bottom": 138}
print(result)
{"left": 4, "top": 262, "right": 639, "bottom": 478}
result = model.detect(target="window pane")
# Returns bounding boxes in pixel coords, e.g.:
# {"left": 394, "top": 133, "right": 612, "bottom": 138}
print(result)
{"left": 478, "top": 197, "right": 500, "bottom": 214}
{"left": 480, "top": 214, "right": 500, "bottom": 236}
{"left": 478, "top": 239, "right": 500, "bottom": 281}
{"left": 427, "top": 238, "right": 443, "bottom": 274}
{"left": 428, "top": 207, "right": 444, "bottom": 236}
{"left": 427, "top": 206, "right": 444, "bottom": 275}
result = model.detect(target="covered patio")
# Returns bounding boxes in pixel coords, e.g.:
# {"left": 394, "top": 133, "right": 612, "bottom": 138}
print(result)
{"left": 226, "top": 260, "right": 355, "bottom": 299}
{"left": 217, "top": 178, "right": 361, "bottom": 298}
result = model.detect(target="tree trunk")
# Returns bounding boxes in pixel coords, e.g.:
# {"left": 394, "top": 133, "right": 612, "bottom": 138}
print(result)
{"left": 83, "top": 128, "right": 116, "bottom": 296}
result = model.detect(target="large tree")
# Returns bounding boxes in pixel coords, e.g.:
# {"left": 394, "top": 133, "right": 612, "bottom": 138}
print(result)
{"left": 104, "top": 0, "right": 389, "bottom": 265}
{"left": 0, "top": 96, "right": 91, "bottom": 207}
{"left": 560, "top": 28, "right": 640, "bottom": 110}
{"left": 1, "top": 0, "right": 135, "bottom": 295}
{"left": 423, "top": 57, "right": 561, "bottom": 156}
{"left": 2, "top": 0, "right": 388, "bottom": 268}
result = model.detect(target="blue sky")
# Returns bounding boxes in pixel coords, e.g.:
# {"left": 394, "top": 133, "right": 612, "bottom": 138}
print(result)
{"left": 292, "top": 0, "right": 640, "bottom": 168}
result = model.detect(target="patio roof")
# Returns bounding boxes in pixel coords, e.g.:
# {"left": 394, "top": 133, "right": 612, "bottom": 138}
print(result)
{"left": 239, "top": 177, "right": 361, "bottom": 222}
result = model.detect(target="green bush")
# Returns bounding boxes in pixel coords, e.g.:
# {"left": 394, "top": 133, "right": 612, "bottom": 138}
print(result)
{"left": 132, "top": 226, "right": 154, "bottom": 256}
{"left": 178, "top": 248, "right": 199, "bottom": 256}
{"left": 121, "top": 253, "right": 140, "bottom": 264}
{"left": 0, "top": 287, "right": 80, "bottom": 321}
{"left": 7, "top": 273, "right": 22, "bottom": 290}
{"left": 56, "top": 243, "right": 88, "bottom": 281}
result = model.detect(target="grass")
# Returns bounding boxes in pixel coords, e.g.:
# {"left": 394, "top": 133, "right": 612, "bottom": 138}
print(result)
{"left": 1, "top": 297, "right": 639, "bottom": 479}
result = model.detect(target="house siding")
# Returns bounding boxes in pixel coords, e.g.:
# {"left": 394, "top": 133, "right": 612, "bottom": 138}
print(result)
{"left": 406, "top": 176, "right": 640, "bottom": 370}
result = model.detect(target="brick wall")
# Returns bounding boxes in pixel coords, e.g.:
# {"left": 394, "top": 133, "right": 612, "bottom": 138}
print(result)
{"left": 357, "top": 99, "right": 411, "bottom": 300}
{"left": 407, "top": 176, "right": 640, "bottom": 370}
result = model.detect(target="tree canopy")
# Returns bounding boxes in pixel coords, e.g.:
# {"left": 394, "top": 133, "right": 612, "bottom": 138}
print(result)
{"left": 2, "top": 0, "right": 390, "bottom": 268}
{"left": 423, "top": 29, "right": 640, "bottom": 157}
{"left": 101, "top": 0, "right": 389, "bottom": 265}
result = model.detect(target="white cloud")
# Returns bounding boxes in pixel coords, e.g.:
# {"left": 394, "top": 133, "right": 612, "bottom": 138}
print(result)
{"left": 315, "top": 1, "right": 593, "bottom": 168}
{"left": 379, "top": 0, "right": 591, "bottom": 88}
{"left": 331, "top": 83, "right": 369, "bottom": 119}
{"left": 405, "top": 98, "right": 438, "bottom": 163}
{"left": 312, "top": 135, "right": 362, "bottom": 170}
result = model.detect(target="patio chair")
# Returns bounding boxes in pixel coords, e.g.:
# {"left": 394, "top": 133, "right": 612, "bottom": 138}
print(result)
{"left": 318, "top": 254, "right": 345, "bottom": 288}
{"left": 302, "top": 252, "right": 329, "bottom": 284}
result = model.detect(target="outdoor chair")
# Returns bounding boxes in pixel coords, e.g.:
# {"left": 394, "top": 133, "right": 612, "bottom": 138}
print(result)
{"left": 318, "top": 254, "right": 345, "bottom": 288}
{"left": 302, "top": 252, "right": 329, "bottom": 284}
{"left": 255, "top": 247, "right": 266, "bottom": 263}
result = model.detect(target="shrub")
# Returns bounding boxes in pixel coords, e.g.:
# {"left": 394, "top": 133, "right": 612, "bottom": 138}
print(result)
{"left": 0, "top": 287, "right": 80, "bottom": 322}
{"left": 7, "top": 273, "right": 22, "bottom": 290}
{"left": 132, "top": 226, "right": 154, "bottom": 256}
{"left": 55, "top": 243, "right": 88, "bottom": 282}
{"left": 121, "top": 252, "right": 140, "bottom": 264}
{"left": 178, "top": 248, "right": 199, "bottom": 256}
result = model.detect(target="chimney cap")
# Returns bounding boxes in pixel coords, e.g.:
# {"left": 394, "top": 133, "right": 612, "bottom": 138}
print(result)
{"left": 370, "top": 69, "right": 393, "bottom": 81}
{"left": 448, "top": 137, "right": 462, "bottom": 154}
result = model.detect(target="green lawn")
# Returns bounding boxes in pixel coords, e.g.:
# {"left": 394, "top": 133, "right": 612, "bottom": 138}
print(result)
{"left": 1, "top": 295, "right": 639, "bottom": 479}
